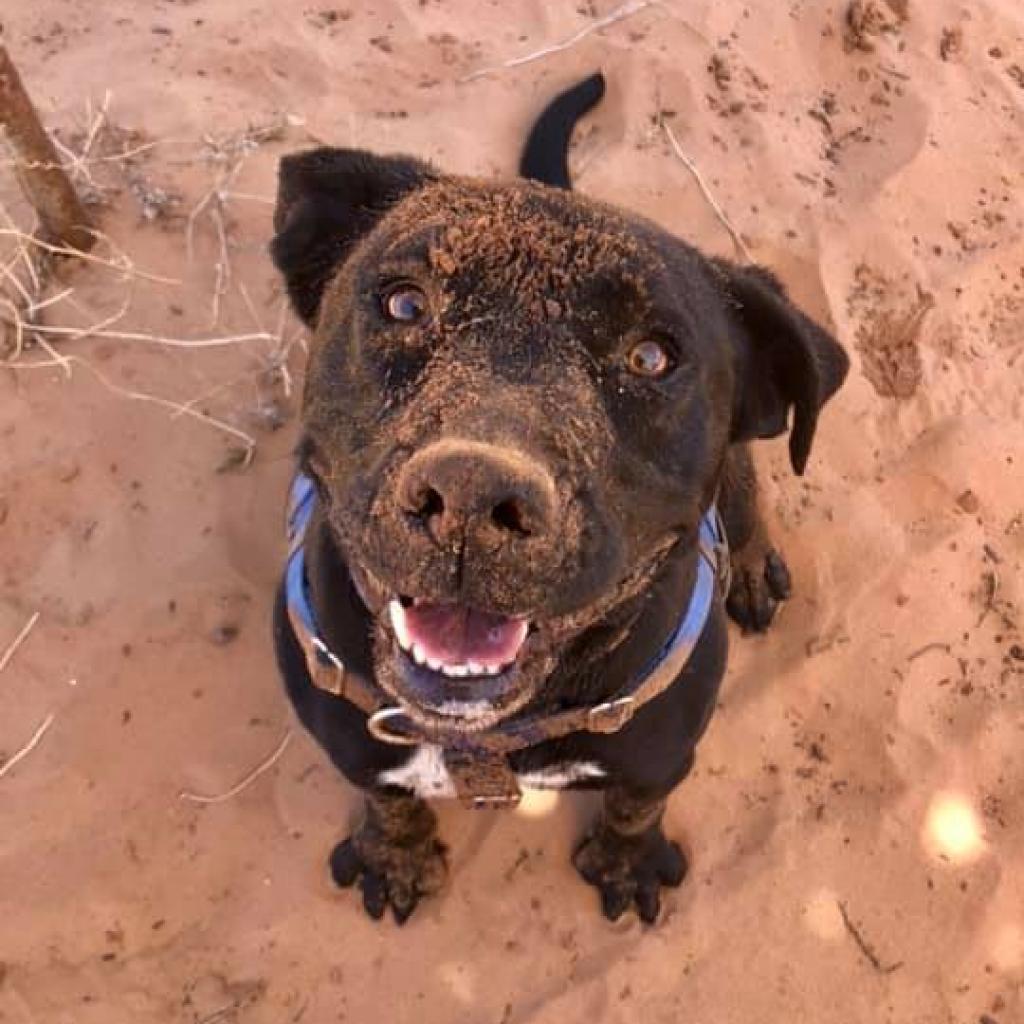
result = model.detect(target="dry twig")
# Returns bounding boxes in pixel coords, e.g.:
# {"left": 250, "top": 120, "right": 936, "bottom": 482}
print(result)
{"left": 662, "top": 120, "right": 752, "bottom": 263}
{"left": 837, "top": 900, "right": 904, "bottom": 974}
{"left": 461, "top": 0, "right": 654, "bottom": 82}
{"left": 0, "top": 612, "right": 40, "bottom": 675}
{"left": 0, "top": 712, "right": 56, "bottom": 780}
{"left": 179, "top": 731, "right": 292, "bottom": 804}
{"left": 0, "top": 227, "right": 179, "bottom": 284}
{"left": 7, "top": 352, "right": 258, "bottom": 456}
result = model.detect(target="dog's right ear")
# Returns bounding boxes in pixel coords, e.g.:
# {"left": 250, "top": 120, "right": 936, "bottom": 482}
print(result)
{"left": 270, "top": 147, "right": 435, "bottom": 326}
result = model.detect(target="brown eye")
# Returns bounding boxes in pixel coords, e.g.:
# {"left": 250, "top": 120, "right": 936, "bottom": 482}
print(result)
{"left": 383, "top": 284, "right": 429, "bottom": 323}
{"left": 626, "top": 339, "right": 673, "bottom": 378}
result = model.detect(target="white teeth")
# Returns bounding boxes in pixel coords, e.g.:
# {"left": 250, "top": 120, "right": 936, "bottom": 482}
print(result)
{"left": 389, "top": 600, "right": 412, "bottom": 651}
{"left": 411, "top": 643, "right": 428, "bottom": 666}
{"left": 417, "top": 659, "right": 507, "bottom": 678}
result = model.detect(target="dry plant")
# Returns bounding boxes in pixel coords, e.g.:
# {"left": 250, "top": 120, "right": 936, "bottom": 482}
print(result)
{"left": 186, "top": 115, "right": 292, "bottom": 327}
{"left": 1, "top": 83, "right": 304, "bottom": 467}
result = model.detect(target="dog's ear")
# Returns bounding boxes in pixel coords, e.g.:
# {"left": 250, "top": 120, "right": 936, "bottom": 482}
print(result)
{"left": 718, "top": 262, "right": 849, "bottom": 475}
{"left": 270, "top": 147, "right": 435, "bottom": 326}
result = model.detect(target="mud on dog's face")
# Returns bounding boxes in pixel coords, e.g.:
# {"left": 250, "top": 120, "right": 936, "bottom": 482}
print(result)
{"left": 271, "top": 148, "right": 847, "bottom": 730}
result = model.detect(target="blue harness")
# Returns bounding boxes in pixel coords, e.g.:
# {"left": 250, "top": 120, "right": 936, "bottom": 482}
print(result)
{"left": 284, "top": 470, "right": 730, "bottom": 753}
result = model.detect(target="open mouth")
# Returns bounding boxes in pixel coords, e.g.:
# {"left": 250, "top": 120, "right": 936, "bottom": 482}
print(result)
{"left": 388, "top": 599, "right": 529, "bottom": 679}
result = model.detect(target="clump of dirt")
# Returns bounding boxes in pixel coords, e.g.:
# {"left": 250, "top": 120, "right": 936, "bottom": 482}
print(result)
{"left": 939, "top": 26, "right": 964, "bottom": 61}
{"left": 704, "top": 47, "right": 770, "bottom": 117}
{"left": 988, "top": 293, "right": 1024, "bottom": 351}
{"left": 848, "top": 264, "right": 933, "bottom": 398}
{"left": 844, "top": 0, "right": 909, "bottom": 53}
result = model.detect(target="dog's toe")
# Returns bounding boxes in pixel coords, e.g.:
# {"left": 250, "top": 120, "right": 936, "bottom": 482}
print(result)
{"left": 601, "top": 885, "right": 632, "bottom": 922}
{"left": 654, "top": 838, "right": 687, "bottom": 886}
{"left": 763, "top": 549, "right": 792, "bottom": 600}
{"left": 329, "top": 839, "right": 363, "bottom": 887}
{"left": 359, "top": 872, "right": 388, "bottom": 920}
{"left": 726, "top": 547, "right": 792, "bottom": 633}
{"left": 636, "top": 880, "right": 662, "bottom": 924}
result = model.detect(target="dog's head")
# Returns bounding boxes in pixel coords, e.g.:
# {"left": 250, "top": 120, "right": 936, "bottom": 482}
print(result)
{"left": 271, "top": 148, "right": 848, "bottom": 730}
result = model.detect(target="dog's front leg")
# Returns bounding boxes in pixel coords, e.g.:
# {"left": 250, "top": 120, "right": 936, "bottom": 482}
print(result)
{"left": 573, "top": 786, "right": 687, "bottom": 924}
{"left": 720, "top": 443, "right": 793, "bottom": 632}
{"left": 330, "top": 787, "right": 448, "bottom": 924}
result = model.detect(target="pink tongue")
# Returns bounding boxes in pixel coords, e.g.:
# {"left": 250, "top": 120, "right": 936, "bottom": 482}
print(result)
{"left": 404, "top": 603, "right": 527, "bottom": 666}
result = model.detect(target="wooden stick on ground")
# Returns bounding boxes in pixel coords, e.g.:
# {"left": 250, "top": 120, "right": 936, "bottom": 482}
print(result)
{"left": 0, "top": 43, "right": 94, "bottom": 252}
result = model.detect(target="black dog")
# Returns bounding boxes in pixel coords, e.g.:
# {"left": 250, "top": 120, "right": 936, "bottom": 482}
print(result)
{"left": 270, "top": 73, "right": 848, "bottom": 924}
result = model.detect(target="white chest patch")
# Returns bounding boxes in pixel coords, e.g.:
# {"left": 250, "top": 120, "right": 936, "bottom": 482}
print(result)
{"left": 377, "top": 744, "right": 606, "bottom": 800}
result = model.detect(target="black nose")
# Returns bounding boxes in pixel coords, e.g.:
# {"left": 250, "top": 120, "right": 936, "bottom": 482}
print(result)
{"left": 398, "top": 440, "right": 557, "bottom": 544}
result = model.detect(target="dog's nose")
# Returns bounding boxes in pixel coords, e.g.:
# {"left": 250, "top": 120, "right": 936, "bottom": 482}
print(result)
{"left": 398, "top": 439, "right": 557, "bottom": 545}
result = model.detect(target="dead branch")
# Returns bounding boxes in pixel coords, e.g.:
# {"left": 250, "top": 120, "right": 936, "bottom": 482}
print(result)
{"left": 460, "top": 0, "right": 654, "bottom": 83}
{"left": 837, "top": 900, "right": 904, "bottom": 974}
{"left": 0, "top": 712, "right": 56, "bottom": 780}
{"left": 0, "top": 44, "right": 93, "bottom": 252}
{"left": 662, "top": 120, "right": 753, "bottom": 263}
{"left": 0, "top": 612, "right": 40, "bottom": 675}
{"left": 179, "top": 731, "right": 292, "bottom": 804}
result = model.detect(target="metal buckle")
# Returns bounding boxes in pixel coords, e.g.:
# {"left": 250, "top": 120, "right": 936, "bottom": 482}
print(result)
{"left": 308, "top": 638, "right": 346, "bottom": 697}
{"left": 586, "top": 696, "right": 637, "bottom": 734}
{"left": 366, "top": 707, "right": 421, "bottom": 746}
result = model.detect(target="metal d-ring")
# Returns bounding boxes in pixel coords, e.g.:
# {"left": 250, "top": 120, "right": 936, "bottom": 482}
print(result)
{"left": 366, "top": 707, "right": 421, "bottom": 746}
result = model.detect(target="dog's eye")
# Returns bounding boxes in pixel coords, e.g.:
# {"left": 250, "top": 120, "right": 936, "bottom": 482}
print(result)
{"left": 625, "top": 339, "right": 673, "bottom": 378}
{"left": 382, "top": 284, "right": 429, "bottom": 324}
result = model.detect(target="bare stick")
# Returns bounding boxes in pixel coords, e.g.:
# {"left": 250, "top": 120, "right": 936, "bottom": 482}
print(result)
{"left": 179, "top": 731, "right": 292, "bottom": 804}
{"left": 0, "top": 228, "right": 180, "bottom": 284}
{"left": 31, "top": 331, "right": 73, "bottom": 378}
{"left": 0, "top": 612, "right": 40, "bottom": 675}
{"left": 210, "top": 203, "right": 231, "bottom": 326}
{"left": 0, "top": 294, "right": 23, "bottom": 358}
{"left": 907, "top": 641, "right": 951, "bottom": 662}
{"left": 461, "top": 0, "right": 653, "bottom": 82}
{"left": 662, "top": 122, "right": 752, "bottom": 263}
{"left": 0, "top": 45, "right": 93, "bottom": 251}
{"left": 837, "top": 901, "right": 904, "bottom": 974}
{"left": 0, "top": 712, "right": 56, "bottom": 780}
{"left": 26, "top": 323, "right": 275, "bottom": 349}
{"left": 8, "top": 353, "right": 258, "bottom": 454}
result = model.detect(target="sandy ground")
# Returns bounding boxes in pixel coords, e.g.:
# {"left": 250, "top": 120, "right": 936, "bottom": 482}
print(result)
{"left": 1, "top": 1, "right": 1022, "bottom": 1021}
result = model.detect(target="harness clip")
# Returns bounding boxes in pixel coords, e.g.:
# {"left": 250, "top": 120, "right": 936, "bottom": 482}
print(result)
{"left": 587, "top": 696, "right": 637, "bottom": 734}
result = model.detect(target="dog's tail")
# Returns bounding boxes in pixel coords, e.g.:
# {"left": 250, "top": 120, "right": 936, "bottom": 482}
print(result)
{"left": 518, "top": 72, "right": 605, "bottom": 190}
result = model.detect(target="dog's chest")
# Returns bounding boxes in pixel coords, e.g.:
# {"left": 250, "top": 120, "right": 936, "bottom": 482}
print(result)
{"left": 378, "top": 744, "right": 606, "bottom": 799}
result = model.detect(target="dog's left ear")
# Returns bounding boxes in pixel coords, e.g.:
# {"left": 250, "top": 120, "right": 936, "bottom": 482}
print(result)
{"left": 719, "top": 262, "right": 849, "bottom": 475}
{"left": 270, "top": 147, "right": 435, "bottom": 326}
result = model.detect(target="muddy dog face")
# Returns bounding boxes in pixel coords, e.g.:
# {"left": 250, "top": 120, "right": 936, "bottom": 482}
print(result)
{"left": 271, "top": 149, "right": 846, "bottom": 731}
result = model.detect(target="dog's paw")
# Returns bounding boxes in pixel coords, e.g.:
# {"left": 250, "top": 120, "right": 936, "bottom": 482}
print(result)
{"left": 329, "top": 828, "right": 447, "bottom": 925}
{"left": 573, "top": 825, "right": 687, "bottom": 924}
{"left": 725, "top": 546, "right": 792, "bottom": 633}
